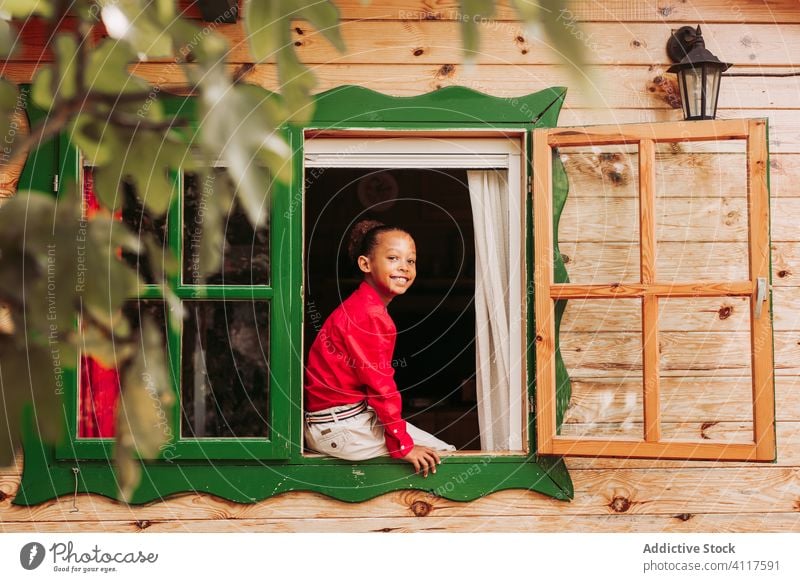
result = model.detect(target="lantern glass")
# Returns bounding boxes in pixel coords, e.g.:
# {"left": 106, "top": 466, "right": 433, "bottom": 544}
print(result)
{"left": 706, "top": 65, "right": 721, "bottom": 118}
{"left": 677, "top": 64, "right": 724, "bottom": 120}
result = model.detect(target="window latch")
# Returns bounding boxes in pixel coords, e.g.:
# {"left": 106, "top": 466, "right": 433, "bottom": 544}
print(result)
{"left": 754, "top": 277, "right": 768, "bottom": 319}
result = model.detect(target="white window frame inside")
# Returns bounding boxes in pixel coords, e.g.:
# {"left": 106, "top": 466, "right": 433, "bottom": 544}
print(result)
{"left": 303, "top": 131, "right": 527, "bottom": 453}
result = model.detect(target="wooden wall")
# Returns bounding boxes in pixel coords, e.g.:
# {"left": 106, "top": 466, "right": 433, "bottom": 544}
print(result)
{"left": 3, "top": 0, "right": 800, "bottom": 532}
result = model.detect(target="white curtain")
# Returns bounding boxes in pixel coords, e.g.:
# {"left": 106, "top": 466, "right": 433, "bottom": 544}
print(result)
{"left": 468, "top": 170, "right": 520, "bottom": 451}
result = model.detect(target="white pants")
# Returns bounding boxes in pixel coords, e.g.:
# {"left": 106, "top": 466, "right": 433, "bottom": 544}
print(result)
{"left": 304, "top": 403, "right": 456, "bottom": 461}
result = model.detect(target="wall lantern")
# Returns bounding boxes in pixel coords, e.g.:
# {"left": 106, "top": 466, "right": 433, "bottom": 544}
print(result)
{"left": 666, "top": 26, "right": 732, "bottom": 120}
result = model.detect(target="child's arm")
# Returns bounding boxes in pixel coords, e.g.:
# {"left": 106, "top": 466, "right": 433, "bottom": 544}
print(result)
{"left": 343, "top": 310, "right": 414, "bottom": 458}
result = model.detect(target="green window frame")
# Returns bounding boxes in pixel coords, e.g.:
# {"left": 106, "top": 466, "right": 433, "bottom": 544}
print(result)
{"left": 16, "top": 86, "right": 575, "bottom": 505}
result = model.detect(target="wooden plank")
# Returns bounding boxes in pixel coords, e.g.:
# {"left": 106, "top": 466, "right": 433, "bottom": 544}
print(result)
{"left": 2, "top": 60, "right": 800, "bottom": 120}
{"left": 532, "top": 129, "right": 556, "bottom": 454}
{"left": 560, "top": 329, "right": 800, "bottom": 376}
{"left": 559, "top": 240, "right": 750, "bottom": 284}
{"left": 772, "top": 241, "right": 800, "bottom": 286}
{"left": 560, "top": 330, "right": 750, "bottom": 377}
{"left": 747, "top": 119, "right": 777, "bottom": 460}
{"left": 568, "top": 421, "right": 800, "bottom": 468}
{"left": 558, "top": 109, "right": 800, "bottom": 154}
{"left": 56, "top": 21, "right": 800, "bottom": 67}
{"left": 551, "top": 282, "right": 753, "bottom": 299}
{"left": 548, "top": 119, "right": 749, "bottom": 147}
{"left": 560, "top": 197, "right": 751, "bottom": 243}
{"left": 5, "top": 467, "right": 800, "bottom": 520}
{"left": 290, "top": 22, "right": 800, "bottom": 67}
{"left": 773, "top": 288, "right": 800, "bottom": 330}
{"left": 559, "top": 241, "right": 800, "bottom": 287}
{"left": 561, "top": 296, "right": 751, "bottom": 333}
{"left": 550, "top": 438, "right": 764, "bottom": 460}
{"left": 327, "top": 0, "right": 800, "bottom": 24}
{"left": 4, "top": 511, "right": 800, "bottom": 532}
{"left": 639, "top": 139, "right": 660, "bottom": 442}
{"left": 562, "top": 378, "right": 800, "bottom": 423}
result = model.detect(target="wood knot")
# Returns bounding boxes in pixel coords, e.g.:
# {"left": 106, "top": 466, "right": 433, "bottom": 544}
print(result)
{"left": 134, "top": 520, "right": 152, "bottom": 530}
{"left": 701, "top": 421, "right": 719, "bottom": 439}
{"left": 411, "top": 500, "right": 432, "bottom": 517}
{"left": 295, "top": 27, "right": 304, "bottom": 35}
{"left": 294, "top": 40, "right": 302, "bottom": 47}
{"left": 718, "top": 305, "right": 733, "bottom": 320}
{"left": 521, "top": 49, "right": 528, "bottom": 55}
{"left": 535, "top": 335, "right": 543, "bottom": 342}
{"left": 233, "top": 63, "right": 255, "bottom": 83}
{"left": 631, "top": 39, "right": 642, "bottom": 47}
{"left": 674, "top": 513, "right": 693, "bottom": 522}
{"left": 413, "top": 48, "right": 424, "bottom": 56}
{"left": 516, "top": 35, "right": 525, "bottom": 43}
{"left": 561, "top": 253, "right": 570, "bottom": 264}
{"left": 0, "top": 490, "right": 8, "bottom": 502}
{"left": 647, "top": 75, "right": 682, "bottom": 109}
{"left": 609, "top": 496, "right": 631, "bottom": 513}
{"left": 437, "top": 64, "right": 456, "bottom": 78}
{"left": 778, "top": 270, "right": 790, "bottom": 278}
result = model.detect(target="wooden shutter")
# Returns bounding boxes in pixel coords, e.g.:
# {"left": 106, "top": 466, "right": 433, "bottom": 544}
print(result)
{"left": 533, "top": 119, "right": 775, "bottom": 461}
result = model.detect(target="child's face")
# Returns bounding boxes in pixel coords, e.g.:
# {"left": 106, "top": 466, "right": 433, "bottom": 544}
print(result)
{"left": 359, "top": 231, "right": 417, "bottom": 304}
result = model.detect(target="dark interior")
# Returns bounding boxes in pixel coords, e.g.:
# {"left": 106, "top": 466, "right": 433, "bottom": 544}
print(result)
{"left": 304, "top": 167, "right": 480, "bottom": 450}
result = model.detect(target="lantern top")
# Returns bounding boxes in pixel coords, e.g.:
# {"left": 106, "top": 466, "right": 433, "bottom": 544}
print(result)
{"left": 667, "top": 26, "right": 732, "bottom": 73}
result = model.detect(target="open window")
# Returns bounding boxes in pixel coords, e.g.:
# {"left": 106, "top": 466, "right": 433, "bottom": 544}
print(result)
{"left": 533, "top": 119, "right": 775, "bottom": 461}
{"left": 303, "top": 133, "right": 526, "bottom": 453}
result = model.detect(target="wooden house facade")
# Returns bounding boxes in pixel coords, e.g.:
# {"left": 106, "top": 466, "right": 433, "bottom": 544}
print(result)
{"left": 2, "top": 0, "right": 800, "bottom": 532}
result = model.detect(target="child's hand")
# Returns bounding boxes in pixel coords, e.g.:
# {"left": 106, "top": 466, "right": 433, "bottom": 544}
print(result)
{"left": 402, "top": 445, "right": 441, "bottom": 477}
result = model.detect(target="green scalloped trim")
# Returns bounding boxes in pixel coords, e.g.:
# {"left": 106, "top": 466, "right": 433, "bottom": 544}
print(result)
{"left": 16, "top": 85, "right": 574, "bottom": 506}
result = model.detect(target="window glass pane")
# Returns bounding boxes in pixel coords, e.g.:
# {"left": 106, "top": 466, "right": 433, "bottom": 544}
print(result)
{"left": 654, "top": 139, "right": 748, "bottom": 282}
{"left": 557, "top": 144, "right": 640, "bottom": 284}
{"left": 183, "top": 169, "right": 270, "bottom": 285}
{"left": 83, "top": 166, "right": 168, "bottom": 284}
{"left": 658, "top": 297, "right": 754, "bottom": 444}
{"left": 181, "top": 300, "right": 270, "bottom": 438}
{"left": 78, "top": 300, "right": 168, "bottom": 438}
{"left": 559, "top": 298, "right": 644, "bottom": 440}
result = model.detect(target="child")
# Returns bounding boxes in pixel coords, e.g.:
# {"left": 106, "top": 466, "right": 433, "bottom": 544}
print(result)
{"left": 304, "top": 219, "right": 456, "bottom": 476}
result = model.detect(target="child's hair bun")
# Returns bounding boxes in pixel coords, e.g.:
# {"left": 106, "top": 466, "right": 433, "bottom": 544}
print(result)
{"left": 347, "top": 219, "right": 385, "bottom": 264}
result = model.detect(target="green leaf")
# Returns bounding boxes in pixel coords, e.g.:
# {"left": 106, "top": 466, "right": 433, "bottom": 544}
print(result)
{"left": 115, "top": 315, "right": 172, "bottom": 501}
{"left": 100, "top": 0, "right": 172, "bottom": 58}
{"left": 67, "top": 114, "right": 122, "bottom": 167}
{"left": 245, "top": 0, "right": 284, "bottom": 61}
{"left": 84, "top": 38, "right": 148, "bottom": 94}
{"left": 276, "top": 44, "right": 316, "bottom": 123}
{"left": 296, "top": 0, "right": 345, "bottom": 52}
{"left": 77, "top": 324, "right": 133, "bottom": 367}
{"left": 535, "top": 0, "right": 588, "bottom": 71}
{"left": 0, "top": 19, "right": 16, "bottom": 59}
{"left": 54, "top": 33, "right": 79, "bottom": 100}
{"left": 0, "top": 0, "right": 54, "bottom": 18}
{"left": 0, "top": 78, "right": 18, "bottom": 139}
{"left": 31, "top": 66, "right": 55, "bottom": 110}
{"left": 123, "top": 134, "right": 176, "bottom": 216}
{"left": 459, "top": 0, "right": 495, "bottom": 57}
{"left": 92, "top": 160, "right": 125, "bottom": 211}
{"left": 0, "top": 339, "right": 63, "bottom": 466}
{"left": 197, "top": 72, "right": 290, "bottom": 227}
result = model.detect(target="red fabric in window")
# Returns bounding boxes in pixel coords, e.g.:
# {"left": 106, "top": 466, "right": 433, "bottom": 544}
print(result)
{"left": 78, "top": 168, "right": 120, "bottom": 437}
{"left": 79, "top": 356, "right": 120, "bottom": 438}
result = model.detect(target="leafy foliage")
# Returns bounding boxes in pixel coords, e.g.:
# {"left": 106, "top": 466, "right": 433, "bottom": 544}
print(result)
{"left": 0, "top": 0, "right": 587, "bottom": 500}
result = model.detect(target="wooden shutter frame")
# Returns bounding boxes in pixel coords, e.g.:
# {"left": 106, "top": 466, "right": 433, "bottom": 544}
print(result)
{"left": 533, "top": 118, "right": 776, "bottom": 461}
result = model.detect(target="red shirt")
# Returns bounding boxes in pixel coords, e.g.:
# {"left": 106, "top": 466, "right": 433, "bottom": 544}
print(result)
{"left": 305, "top": 282, "right": 414, "bottom": 458}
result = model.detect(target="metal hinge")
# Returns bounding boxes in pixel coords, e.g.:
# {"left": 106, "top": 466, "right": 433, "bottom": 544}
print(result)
{"left": 53, "top": 173, "right": 59, "bottom": 193}
{"left": 527, "top": 174, "right": 532, "bottom": 196}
